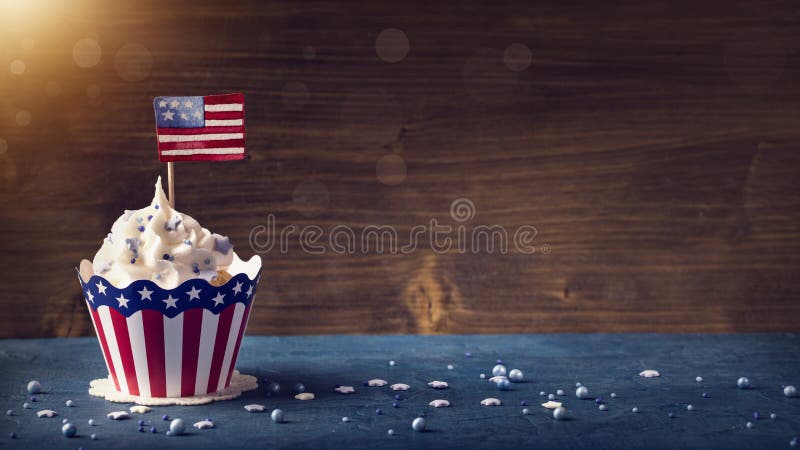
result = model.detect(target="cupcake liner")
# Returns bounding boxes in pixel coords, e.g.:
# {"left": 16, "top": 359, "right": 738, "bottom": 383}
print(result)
{"left": 76, "top": 254, "right": 261, "bottom": 398}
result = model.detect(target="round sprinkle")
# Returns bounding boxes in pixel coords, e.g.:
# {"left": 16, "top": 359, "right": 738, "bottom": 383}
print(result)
{"left": 553, "top": 407, "right": 567, "bottom": 420}
{"left": 770, "top": 413, "right": 776, "bottom": 419}
{"left": 539, "top": 391, "right": 546, "bottom": 396}
{"left": 162, "top": 415, "right": 169, "bottom": 421}
{"left": 30, "top": 396, "right": 37, "bottom": 402}
{"left": 169, "top": 418, "right": 185, "bottom": 435}
{"left": 394, "top": 394, "right": 402, "bottom": 401}
{"left": 576, "top": 386, "right": 590, "bottom": 399}
{"left": 375, "top": 408, "right": 382, "bottom": 415}
{"left": 610, "top": 392, "right": 617, "bottom": 398}
{"left": 62, "top": 418, "right": 69, "bottom": 424}
{"left": 576, "top": 382, "right": 582, "bottom": 387}
{"left": 492, "top": 364, "right": 508, "bottom": 377}
{"left": 595, "top": 397, "right": 603, "bottom": 404}
{"left": 696, "top": 376, "right": 703, "bottom": 383}
{"left": 548, "top": 394, "right": 555, "bottom": 400}
{"left": 138, "top": 426, "right": 145, "bottom": 432}
{"left": 65, "top": 400, "right": 74, "bottom": 407}
{"left": 88, "top": 419, "right": 95, "bottom": 426}
{"left": 270, "top": 409, "right": 285, "bottom": 423}
{"left": 522, "top": 408, "right": 531, "bottom": 415}
{"left": 508, "top": 369, "right": 524, "bottom": 382}
{"left": 22, "top": 403, "right": 30, "bottom": 409}
{"left": 91, "top": 433, "right": 97, "bottom": 440}
{"left": 668, "top": 412, "right": 675, "bottom": 418}
{"left": 411, "top": 417, "right": 426, "bottom": 432}
{"left": 147, "top": 215, "right": 152, "bottom": 220}
{"left": 388, "top": 360, "right": 395, "bottom": 366}
{"left": 130, "top": 258, "right": 136, "bottom": 264}
{"left": 204, "top": 258, "right": 211, "bottom": 265}
{"left": 479, "top": 373, "right": 486, "bottom": 379}
{"left": 5, "top": 410, "right": 12, "bottom": 416}
{"left": 150, "top": 427, "right": 157, "bottom": 433}
{"left": 556, "top": 389, "right": 565, "bottom": 396}
{"left": 183, "top": 239, "right": 191, "bottom": 245}
{"left": 27, "top": 380, "right": 43, "bottom": 394}
{"left": 387, "top": 429, "right": 394, "bottom": 436}
{"left": 62, "top": 423, "right": 77, "bottom": 437}
{"left": 137, "top": 419, "right": 144, "bottom": 426}
{"left": 9, "top": 432, "right": 16, "bottom": 439}
{"left": 737, "top": 377, "right": 750, "bottom": 389}
{"left": 687, "top": 405, "right": 694, "bottom": 411}
{"left": 520, "top": 400, "right": 527, "bottom": 406}
{"left": 447, "top": 364, "right": 454, "bottom": 370}
{"left": 293, "top": 382, "right": 306, "bottom": 394}
{"left": 266, "top": 382, "right": 281, "bottom": 395}
{"left": 163, "top": 254, "right": 170, "bottom": 260}
{"left": 632, "top": 407, "right": 639, "bottom": 413}
{"left": 465, "top": 352, "right": 472, "bottom": 358}
{"left": 791, "top": 437, "right": 797, "bottom": 447}
{"left": 702, "top": 392, "right": 709, "bottom": 398}
{"left": 392, "top": 402, "right": 399, "bottom": 408}
{"left": 138, "top": 226, "right": 145, "bottom": 232}
{"left": 496, "top": 359, "right": 503, "bottom": 364}
{"left": 496, "top": 378, "right": 511, "bottom": 391}
{"left": 785, "top": 385, "right": 798, "bottom": 397}
{"left": 599, "top": 404, "right": 607, "bottom": 411}
{"left": 342, "top": 417, "right": 349, "bottom": 423}
{"left": 746, "top": 421, "right": 754, "bottom": 429}
{"left": 753, "top": 412, "right": 760, "bottom": 420}
{"left": 155, "top": 204, "right": 159, "bottom": 209}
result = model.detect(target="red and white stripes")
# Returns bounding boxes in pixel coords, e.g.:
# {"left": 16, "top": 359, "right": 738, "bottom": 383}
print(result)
{"left": 86, "top": 302, "right": 253, "bottom": 398}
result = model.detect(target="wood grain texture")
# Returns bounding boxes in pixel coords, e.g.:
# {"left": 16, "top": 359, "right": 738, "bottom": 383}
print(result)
{"left": 0, "top": 0, "right": 799, "bottom": 337}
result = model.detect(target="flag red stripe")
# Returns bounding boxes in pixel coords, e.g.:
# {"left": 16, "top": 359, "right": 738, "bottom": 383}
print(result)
{"left": 161, "top": 153, "right": 246, "bottom": 162}
{"left": 225, "top": 303, "right": 252, "bottom": 387}
{"left": 204, "top": 111, "right": 243, "bottom": 120}
{"left": 203, "top": 93, "right": 244, "bottom": 105}
{"left": 156, "top": 126, "right": 243, "bottom": 135}
{"left": 206, "top": 306, "right": 236, "bottom": 393}
{"left": 90, "top": 307, "right": 121, "bottom": 392}
{"left": 109, "top": 308, "right": 140, "bottom": 396}
{"left": 158, "top": 139, "right": 244, "bottom": 150}
{"left": 142, "top": 309, "right": 167, "bottom": 397}
{"left": 180, "top": 308, "right": 204, "bottom": 397}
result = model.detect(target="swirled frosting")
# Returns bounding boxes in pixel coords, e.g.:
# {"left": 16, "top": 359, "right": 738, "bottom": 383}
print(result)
{"left": 92, "top": 177, "right": 234, "bottom": 289}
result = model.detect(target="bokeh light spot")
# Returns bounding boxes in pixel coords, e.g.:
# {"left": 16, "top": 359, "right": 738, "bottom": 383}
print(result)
{"left": 503, "top": 43, "right": 532, "bottom": 72}
{"left": 114, "top": 44, "right": 153, "bottom": 82}
{"left": 376, "top": 154, "right": 407, "bottom": 186}
{"left": 9, "top": 59, "right": 26, "bottom": 75}
{"left": 15, "top": 111, "right": 31, "bottom": 126}
{"left": 375, "top": 28, "right": 409, "bottom": 63}
{"left": 72, "top": 38, "right": 102, "bottom": 68}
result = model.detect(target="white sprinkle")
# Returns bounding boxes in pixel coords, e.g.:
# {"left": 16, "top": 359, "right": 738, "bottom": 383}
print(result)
{"left": 447, "top": 364, "right": 454, "bottom": 370}
{"left": 556, "top": 389, "right": 565, "bottom": 396}
{"left": 539, "top": 391, "right": 546, "bottom": 396}
{"left": 335, "top": 385, "right": 355, "bottom": 394}
{"left": 429, "top": 399, "right": 450, "bottom": 408}
{"left": 367, "top": 379, "right": 388, "bottom": 387}
{"left": 36, "top": 409, "right": 58, "bottom": 418}
{"left": 695, "top": 376, "right": 703, "bottom": 383}
{"left": 480, "top": 398, "right": 502, "bottom": 406}
{"left": 129, "top": 405, "right": 151, "bottom": 414}
{"left": 769, "top": 413, "right": 777, "bottom": 419}
{"left": 388, "top": 360, "right": 395, "bottom": 366}
{"left": 548, "top": 394, "right": 555, "bottom": 400}
{"left": 610, "top": 392, "right": 617, "bottom": 398}
{"left": 244, "top": 404, "right": 266, "bottom": 413}
{"left": 746, "top": 421, "right": 754, "bottom": 429}
{"left": 390, "top": 383, "right": 410, "bottom": 391}
{"left": 427, "top": 380, "right": 449, "bottom": 389}
{"left": 295, "top": 393, "right": 315, "bottom": 400}
{"left": 193, "top": 419, "right": 214, "bottom": 429}
{"left": 639, "top": 369, "right": 660, "bottom": 378}
{"left": 488, "top": 376, "right": 508, "bottom": 383}
{"left": 687, "top": 404, "right": 694, "bottom": 411}
{"left": 479, "top": 373, "right": 486, "bottom": 379}
{"left": 106, "top": 411, "right": 129, "bottom": 420}
{"left": 541, "top": 401, "right": 563, "bottom": 409}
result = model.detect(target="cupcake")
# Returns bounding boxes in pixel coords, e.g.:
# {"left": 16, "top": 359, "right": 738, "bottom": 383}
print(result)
{"left": 77, "top": 177, "right": 261, "bottom": 398}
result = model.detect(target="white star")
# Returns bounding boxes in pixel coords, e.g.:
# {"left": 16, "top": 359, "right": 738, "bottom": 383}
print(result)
{"left": 162, "top": 110, "right": 175, "bottom": 120}
{"left": 115, "top": 294, "right": 130, "bottom": 308}
{"left": 138, "top": 286, "right": 153, "bottom": 301}
{"left": 163, "top": 295, "right": 179, "bottom": 309}
{"left": 158, "top": 100, "right": 167, "bottom": 108}
{"left": 246, "top": 285, "right": 253, "bottom": 297}
{"left": 427, "top": 380, "right": 449, "bottom": 389}
{"left": 96, "top": 281, "right": 107, "bottom": 295}
{"left": 211, "top": 292, "right": 225, "bottom": 306}
{"left": 170, "top": 99, "right": 179, "bottom": 108}
{"left": 232, "top": 281, "right": 243, "bottom": 295}
{"left": 184, "top": 100, "right": 193, "bottom": 108}
{"left": 334, "top": 385, "right": 354, "bottom": 394}
{"left": 429, "top": 399, "right": 451, "bottom": 408}
{"left": 85, "top": 290, "right": 95, "bottom": 303}
{"left": 193, "top": 110, "right": 202, "bottom": 119}
{"left": 187, "top": 286, "right": 202, "bottom": 301}
{"left": 180, "top": 112, "right": 188, "bottom": 120}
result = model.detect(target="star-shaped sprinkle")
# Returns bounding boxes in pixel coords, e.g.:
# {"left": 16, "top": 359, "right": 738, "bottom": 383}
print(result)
{"left": 639, "top": 369, "right": 660, "bottom": 378}
{"left": 295, "top": 393, "right": 315, "bottom": 400}
{"left": 367, "top": 379, "right": 388, "bottom": 387}
{"left": 184, "top": 100, "right": 193, "bottom": 108}
{"left": 429, "top": 399, "right": 450, "bottom": 408}
{"left": 138, "top": 286, "right": 153, "bottom": 301}
{"left": 193, "top": 419, "right": 214, "bottom": 429}
{"left": 232, "top": 281, "right": 243, "bottom": 296}
{"left": 85, "top": 290, "right": 95, "bottom": 303}
{"left": 107, "top": 411, "right": 129, "bottom": 420}
{"left": 213, "top": 236, "right": 233, "bottom": 255}
{"left": 541, "top": 401, "right": 563, "bottom": 409}
{"left": 243, "top": 404, "right": 265, "bottom": 413}
{"left": 158, "top": 100, "right": 167, "bottom": 108}
{"left": 129, "top": 405, "right": 150, "bottom": 413}
{"left": 193, "top": 110, "right": 202, "bottom": 119}
{"left": 211, "top": 292, "right": 225, "bottom": 306}
{"left": 481, "top": 398, "right": 502, "bottom": 406}
{"left": 186, "top": 286, "right": 202, "bottom": 301}
{"left": 390, "top": 383, "right": 410, "bottom": 391}
{"left": 162, "top": 295, "right": 179, "bottom": 309}
{"left": 427, "top": 380, "right": 449, "bottom": 389}
{"left": 170, "top": 99, "right": 179, "bottom": 108}
{"left": 36, "top": 409, "right": 58, "bottom": 418}
{"left": 334, "top": 385, "right": 355, "bottom": 394}
{"left": 162, "top": 110, "right": 175, "bottom": 120}
{"left": 96, "top": 281, "right": 107, "bottom": 295}
{"left": 246, "top": 285, "right": 253, "bottom": 297}
{"left": 115, "top": 294, "right": 130, "bottom": 308}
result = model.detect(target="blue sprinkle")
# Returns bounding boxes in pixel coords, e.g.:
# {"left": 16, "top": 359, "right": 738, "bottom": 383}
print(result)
{"left": 138, "top": 426, "right": 144, "bottom": 432}
{"left": 595, "top": 397, "right": 603, "bottom": 404}
{"left": 155, "top": 205, "right": 159, "bottom": 209}
{"left": 204, "top": 258, "right": 211, "bottom": 265}
{"left": 9, "top": 432, "right": 16, "bottom": 439}
{"left": 394, "top": 394, "right": 402, "bottom": 401}
{"left": 184, "top": 239, "right": 191, "bottom": 246}
{"left": 138, "top": 419, "right": 145, "bottom": 426}
{"left": 130, "top": 258, "right": 136, "bottom": 264}
{"left": 375, "top": 408, "right": 382, "bottom": 415}
{"left": 293, "top": 382, "right": 306, "bottom": 394}
{"left": 392, "top": 402, "right": 399, "bottom": 408}
{"left": 147, "top": 215, "right": 153, "bottom": 221}
{"left": 753, "top": 412, "right": 760, "bottom": 420}
{"left": 30, "top": 396, "right": 36, "bottom": 402}
{"left": 138, "top": 226, "right": 145, "bottom": 232}
{"left": 669, "top": 412, "right": 675, "bottom": 418}
{"left": 520, "top": 400, "right": 527, "bottom": 406}
{"left": 702, "top": 392, "right": 709, "bottom": 398}
{"left": 465, "top": 352, "right": 472, "bottom": 358}
{"left": 162, "top": 415, "right": 170, "bottom": 421}
{"left": 150, "top": 427, "right": 157, "bottom": 433}
{"left": 496, "top": 359, "right": 503, "bottom": 364}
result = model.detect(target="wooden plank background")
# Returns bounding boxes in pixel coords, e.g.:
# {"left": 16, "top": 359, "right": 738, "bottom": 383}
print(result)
{"left": 0, "top": 0, "right": 798, "bottom": 337}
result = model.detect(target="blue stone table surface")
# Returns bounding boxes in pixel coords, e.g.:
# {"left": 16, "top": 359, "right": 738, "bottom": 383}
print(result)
{"left": 1, "top": 334, "right": 799, "bottom": 449}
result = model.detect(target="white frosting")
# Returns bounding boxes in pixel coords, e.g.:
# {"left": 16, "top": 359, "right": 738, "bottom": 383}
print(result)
{"left": 92, "top": 176, "right": 234, "bottom": 289}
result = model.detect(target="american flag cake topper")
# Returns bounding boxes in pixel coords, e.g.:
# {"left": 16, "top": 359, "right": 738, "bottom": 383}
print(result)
{"left": 153, "top": 93, "right": 246, "bottom": 162}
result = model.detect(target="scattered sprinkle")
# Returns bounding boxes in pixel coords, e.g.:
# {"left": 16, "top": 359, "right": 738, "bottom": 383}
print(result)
{"left": 387, "top": 429, "right": 394, "bottom": 436}
{"left": 576, "top": 382, "right": 582, "bottom": 387}
{"left": 61, "top": 423, "right": 77, "bottom": 437}
{"left": 27, "top": 380, "right": 43, "bottom": 394}
{"left": 548, "top": 393, "right": 555, "bottom": 400}
{"left": 37, "top": 409, "right": 58, "bottom": 418}
{"left": 522, "top": 408, "right": 531, "bottom": 415}
{"left": 375, "top": 408, "right": 382, "bottom": 415}
{"left": 639, "top": 369, "right": 660, "bottom": 378}
{"left": 294, "top": 393, "right": 315, "bottom": 400}
{"left": 746, "top": 421, "right": 754, "bottom": 429}
{"left": 632, "top": 407, "right": 639, "bottom": 413}
{"left": 65, "top": 400, "right": 74, "bottom": 407}
{"left": 465, "top": 352, "right": 472, "bottom": 358}
{"left": 557, "top": 389, "right": 565, "bottom": 396}
{"left": 193, "top": 419, "right": 214, "bottom": 430}
{"left": 508, "top": 369, "right": 524, "bottom": 382}
{"left": 669, "top": 412, "right": 675, "bottom": 418}
{"left": 479, "top": 373, "right": 486, "bottom": 379}
{"left": 5, "top": 410, "right": 12, "bottom": 416}
{"left": 770, "top": 413, "right": 777, "bottom": 419}
{"left": 150, "top": 427, "right": 157, "bottom": 433}
{"left": 610, "top": 392, "right": 617, "bottom": 398}
{"left": 427, "top": 380, "right": 449, "bottom": 389}
{"left": 138, "top": 226, "right": 145, "bottom": 232}
{"left": 481, "top": 398, "right": 502, "bottom": 406}
{"left": 429, "top": 399, "right": 450, "bottom": 408}
{"left": 106, "top": 411, "right": 128, "bottom": 420}
{"left": 595, "top": 397, "right": 603, "bottom": 404}
{"left": 576, "top": 386, "right": 590, "bottom": 399}
{"left": 243, "top": 404, "right": 265, "bottom": 413}
{"left": 754, "top": 411, "right": 760, "bottom": 420}
{"left": 130, "top": 405, "right": 151, "bottom": 414}
{"left": 88, "top": 419, "right": 95, "bottom": 426}
{"left": 91, "top": 433, "right": 97, "bottom": 440}
{"left": 271, "top": 409, "right": 285, "bottom": 423}
{"left": 22, "top": 403, "right": 30, "bottom": 409}
{"left": 335, "top": 385, "right": 355, "bottom": 394}
{"left": 388, "top": 360, "right": 395, "bottom": 366}
{"left": 412, "top": 417, "right": 426, "bottom": 432}
{"left": 390, "top": 383, "right": 410, "bottom": 391}
{"left": 539, "top": 391, "right": 546, "bottom": 396}
{"left": 599, "top": 404, "right": 608, "bottom": 411}
{"left": 737, "top": 377, "right": 750, "bottom": 389}
{"left": 169, "top": 419, "right": 185, "bottom": 435}
{"left": 785, "top": 385, "right": 797, "bottom": 397}
{"left": 687, "top": 405, "right": 694, "bottom": 411}
{"left": 541, "top": 401, "right": 562, "bottom": 409}
{"left": 520, "top": 400, "right": 527, "bottom": 406}
{"left": 447, "top": 364, "right": 454, "bottom": 370}
{"left": 342, "top": 417, "right": 350, "bottom": 423}
{"left": 702, "top": 392, "right": 709, "bottom": 398}
{"left": 696, "top": 376, "right": 703, "bottom": 383}
{"left": 368, "top": 379, "right": 388, "bottom": 387}
{"left": 162, "top": 415, "right": 170, "bottom": 421}
{"left": 492, "top": 364, "right": 508, "bottom": 377}
{"left": 553, "top": 407, "right": 567, "bottom": 420}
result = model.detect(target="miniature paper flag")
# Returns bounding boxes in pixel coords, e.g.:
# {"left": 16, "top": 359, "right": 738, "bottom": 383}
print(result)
{"left": 153, "top": 93, "right": 245, "bottom": 162}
